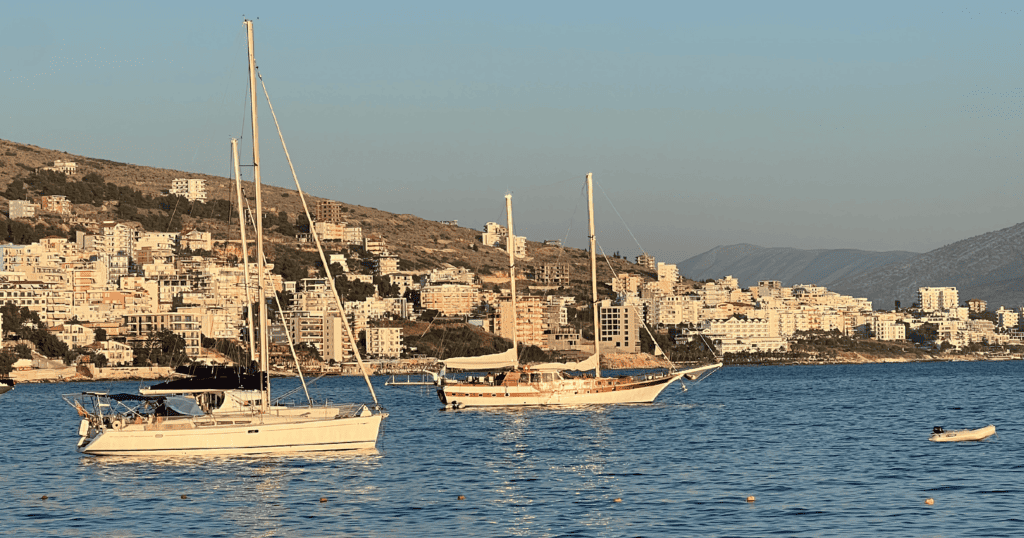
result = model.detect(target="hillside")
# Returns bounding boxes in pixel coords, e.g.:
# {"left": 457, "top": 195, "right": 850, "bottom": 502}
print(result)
{"left": 0, "top": 139, "right": 653, "bottom": 291}
{"left": 829, "top": 221, "right": 1024, "bottom": 309}
{"left": 677, "top": 244, "right": 919, "bottom": 288}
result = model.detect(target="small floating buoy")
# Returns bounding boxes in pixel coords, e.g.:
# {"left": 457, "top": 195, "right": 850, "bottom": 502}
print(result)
{"left": 181, "top": 495, "right": 187, "bottom": 500}
{"left": 925, "top": 498, "right": 934, "bottom": 505}
{"left": 320, "top": 497, "right": 328, "bottom": 503}
{"left": 613, "top": 498, "right": 622, "bottom": 503}
{"left": 746, "top": 496, "right": 756, "bottom": 503}
{"left": 41, "top": 495, "right": 48, "bottom": 500}
{"left": 457, "top": 495, "right": 465, "bottom": 501}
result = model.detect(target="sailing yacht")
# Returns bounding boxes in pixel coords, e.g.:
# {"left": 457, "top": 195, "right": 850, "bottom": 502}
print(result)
{"left": 63, "top": 20, "right": 387, "bottom": 456}
{"left": 436, "top": 174, "right": 721, "bottom": 408}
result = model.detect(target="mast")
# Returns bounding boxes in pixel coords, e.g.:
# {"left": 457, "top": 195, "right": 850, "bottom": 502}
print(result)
{"left": 586, "top": 173, "right": 601, "bottom": 379}
{"left": 231, "top": 138, "right": 258, "bottom": 379}
{"left": 505, "top": 194, "right": 519, "bottom": 369}
{"left": 245, "top": 19, "right": 270, "bottom": 413}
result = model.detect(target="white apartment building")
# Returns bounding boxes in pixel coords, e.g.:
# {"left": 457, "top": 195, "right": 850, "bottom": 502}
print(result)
{"left": 611, "top": 273, "right": 644, "bottom": 297}
{"left": 366, "top": 327, "right": 403, "bottom": 359}
{"left": 692, "top": 317, "right": 788, "bottom": 354}
{"left": 657, "top": 262, "right": 678, "bottom": 285}
{"left": 875, "top": 321, "right": 906, "bottom": 341}
{"left": 374, "top": 254, "right": 399, "bottom": 276}
{"left": 996, "top": 307, "right": 1019, "bottom": 329}
{"left": 9, "top": 200, "right": 37, "bottom": 219}
{"left": 480, "top": 221, "right": 525, "bottom": 258}
{"left": 919, "top": 287, "right": 959, "bottom": 312}
{"left": 123, "top": 311, "right": 202, "bottom": 358}
{"left": 170, "top": 178, "right": 207, "bottom": 202}
{"left": 421, "top": 283, "right": 479, "bottom": 316}
{"left": 636, "top": 253, "right": 656, "bottom": 270}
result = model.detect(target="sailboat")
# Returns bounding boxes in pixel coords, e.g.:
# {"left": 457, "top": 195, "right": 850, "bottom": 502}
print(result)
{"left": 436, "top": 174, "right": 721, "bottom": 407}
{"left": 63, "top": 20, "right": 387, "bottom": 455}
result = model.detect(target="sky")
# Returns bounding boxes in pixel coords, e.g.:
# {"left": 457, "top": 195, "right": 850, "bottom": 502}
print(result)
{"left": 3, "top": 1, "right": 1023, "bottom": 265}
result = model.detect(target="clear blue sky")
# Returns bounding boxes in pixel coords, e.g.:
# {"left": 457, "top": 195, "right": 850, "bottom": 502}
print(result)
{"left": 4, "top": 1, "right": 1022, "bottom": 265}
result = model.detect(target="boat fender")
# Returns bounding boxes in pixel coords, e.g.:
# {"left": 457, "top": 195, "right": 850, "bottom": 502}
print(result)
{"left": 933, "top": 426, "right": 944, "bottom": 434}
{"left": 113, "top": 417, "right": 125, "bottom": 431}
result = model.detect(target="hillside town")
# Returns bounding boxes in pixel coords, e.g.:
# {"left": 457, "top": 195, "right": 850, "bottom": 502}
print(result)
{"left": 2, "top": 161, "right": 1023, "bottom": 382}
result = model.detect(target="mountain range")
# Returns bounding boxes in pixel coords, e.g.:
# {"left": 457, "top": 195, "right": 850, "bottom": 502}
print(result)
{"left": 679, "top": 222, "right": 1024, "bottom": 309}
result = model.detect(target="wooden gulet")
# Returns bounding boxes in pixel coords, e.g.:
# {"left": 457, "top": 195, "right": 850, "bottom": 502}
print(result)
{"left": 437, "top": 174, "right": 721, "bottom": 408}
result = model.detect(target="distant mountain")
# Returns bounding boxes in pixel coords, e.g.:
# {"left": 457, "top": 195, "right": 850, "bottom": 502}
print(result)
{"left": 677, "top": 244, "right": 920, "bottom": 289}
{"left": 828, "top": 222, "right": 1024, "bottom": 309}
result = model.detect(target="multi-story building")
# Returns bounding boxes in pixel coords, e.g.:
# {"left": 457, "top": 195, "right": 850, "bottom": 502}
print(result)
{"left": 364, "top": 235, "right": 387, "bottom": 255}
{"left": 314, "top": 200, "right": 348, "bottom": 224}
{"left": 170, "top": 178, "right": 207, "bottom": 202}
{"left": 9, "top": 200, "right": 37, "bottom": 219}
{"left": 496, "top": 295, "right": 547, "bottom": 349}
{"left": 636, "top": 253, "right": 656, "bottom": 270}
{"left": 874, "top": 321, "right": 906, "bottom": 341}
{"left": 480, "top": 222, "right": 525, "bottom": 258}
{"left": 689, "top": 317, "right": 788, "bottom": 354}
{"left": 610, "top": 273, "right": 644, "bottom": 297}
{"left": 123, "top": 311, "right": 202, "bottom": 358}
{"left": 374, "top": 254, "right": 400, "bottom": 276}
{"left": 996, "top": 307, "right": 1019, "bottom": 330}
{"left": 39, "top": 195, "right": 71, "bottom": 215}
{"left": 420, "top": 283, "right": 479, "bottom": 316}
{"left": 526, "top": 264, "right": 570, "bottom": 285}
{"left": 365, "top": 327, "right": 403, "bottom": 359}
{"left": 597, "top": 298, "right": 641, "bottom": 353}
{"left": 182, "top": 230, "right": 212, "bottom": 252}
{"left": 967, "top": 298, "right": 987, "bottom": 314}
{"left": 36, "top": 160, "right": 78, "bottom": 175}
{"left": 919, "top": 287, "right": 959, "bottom": 312}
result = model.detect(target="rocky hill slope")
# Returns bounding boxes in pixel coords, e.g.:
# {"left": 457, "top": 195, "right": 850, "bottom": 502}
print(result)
{"left": 677, "top": 244, "right": 919, "bottom": 288}
{"left": 828, "top": 222, "right": 1024, "bottom": 309}
{"left": 0, "top": 138, "right": 651, "bottom": 290}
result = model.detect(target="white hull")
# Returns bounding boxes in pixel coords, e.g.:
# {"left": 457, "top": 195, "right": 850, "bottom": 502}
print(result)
{"left": 0, "top": 384, "right": 12, "bottom": 395}
{"left": 929, "top": 424, "right": 996, "bottom": 443}
{"left": 438, "top": 364, "right": 720, "bottom": 408}
{"left": 80, "top": 412, "right": 385, "bottom": 456}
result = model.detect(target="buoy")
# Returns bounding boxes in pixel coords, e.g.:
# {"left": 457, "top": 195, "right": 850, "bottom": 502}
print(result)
{"left": 746, "top": 496, "right": 756, "bottom": 503}
{"left": 613, "top": 498, "right": 622, "bottom": 503}
{"left": 457, "top": 495, "right": 465, "bottom": 501}
{"left": 41, "top": 495, "right": 48, "bottom": 500}
{"left": 320, "top": 497, "right": 328, "bottom": 503}
{"left": 925, "top": 498, "right": 934, "bottom": 505}
{"left": 181, "top": 495, "right": 188, "bottom": 500}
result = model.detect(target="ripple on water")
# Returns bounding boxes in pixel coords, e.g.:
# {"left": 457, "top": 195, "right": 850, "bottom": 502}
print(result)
{"left": 4, "top": 362, "right": 1024, "bottom": 536}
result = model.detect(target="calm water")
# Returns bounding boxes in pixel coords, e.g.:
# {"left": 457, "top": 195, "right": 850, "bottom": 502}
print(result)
{"left": 2, "top": 361, "right": 1022, "bottom": 537}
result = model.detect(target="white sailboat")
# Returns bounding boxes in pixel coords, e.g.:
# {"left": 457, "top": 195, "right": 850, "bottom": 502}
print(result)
{"left": 437, "top": 174, "right": 721, "bottom": 407}
{"left": 63, "top": 20, "right": 387, "bottom": 456}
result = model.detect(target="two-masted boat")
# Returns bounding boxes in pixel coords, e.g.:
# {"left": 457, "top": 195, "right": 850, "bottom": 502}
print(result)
{"left": 63, "top": 20, "right": 386, "bottom": 456}
{"left": 436, "top": 174, "right": 721, "bottom": 408}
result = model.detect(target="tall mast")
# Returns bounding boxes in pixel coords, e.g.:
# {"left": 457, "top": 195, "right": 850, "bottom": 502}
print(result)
{"left": 231, "top": 138, "right": 258, "bottom": 377}
{"left": 505, "top": 194, "right": 519, "bottom": 369}
{"left": 586, "top": 173, "right": 601, "bottom": 378}
{"left": 245, "top": 19, "right": 270, "bottom": 413}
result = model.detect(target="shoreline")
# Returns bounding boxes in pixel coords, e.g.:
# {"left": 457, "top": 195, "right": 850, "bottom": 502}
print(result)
{"left": 7, "top": 352, "right": 1019, "bottom": 384}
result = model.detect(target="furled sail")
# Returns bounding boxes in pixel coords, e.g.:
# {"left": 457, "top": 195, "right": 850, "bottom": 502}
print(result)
{"left": 441, "top": 348, "right": 517, "bottom": 371}
{"left": 530, "top": 352, "right": 599, "bottom": 372}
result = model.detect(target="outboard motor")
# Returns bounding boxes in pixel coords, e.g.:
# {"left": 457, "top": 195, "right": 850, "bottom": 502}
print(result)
{"left": 933, "top": 426, "right": 944, "bottom": 434}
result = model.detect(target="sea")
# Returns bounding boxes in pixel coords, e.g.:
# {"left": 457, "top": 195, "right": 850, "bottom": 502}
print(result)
{"left": 2, "top": 361, "right": 1021, "bottom": 537}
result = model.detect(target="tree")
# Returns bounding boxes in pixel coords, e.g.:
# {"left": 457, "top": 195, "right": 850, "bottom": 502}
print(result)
{"left": 94, "top": 328, "right": 107, "bottom": 342}
{"left": 92, "top": 353, "right": 109, "bottom": 368}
